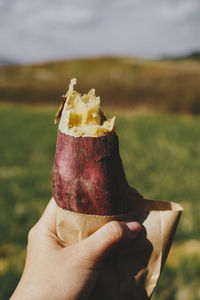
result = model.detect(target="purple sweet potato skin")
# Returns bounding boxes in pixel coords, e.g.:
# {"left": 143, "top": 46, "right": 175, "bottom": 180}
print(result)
{"left": 52, "top": 130, "right": 132, "bottom": 215}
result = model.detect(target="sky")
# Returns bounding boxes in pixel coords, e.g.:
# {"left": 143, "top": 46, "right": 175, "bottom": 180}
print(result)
{"left": 0, "top": 0, "right": 200, "bottom": 63}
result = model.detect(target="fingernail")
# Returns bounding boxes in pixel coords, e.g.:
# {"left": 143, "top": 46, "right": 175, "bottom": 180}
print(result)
{"left": 126, "top": 222, "right": 142, "bottom": 234}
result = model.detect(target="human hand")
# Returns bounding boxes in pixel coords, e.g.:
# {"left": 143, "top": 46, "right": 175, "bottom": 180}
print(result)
{"left": 11, "top": 198, "right": 141, "bottom": 300}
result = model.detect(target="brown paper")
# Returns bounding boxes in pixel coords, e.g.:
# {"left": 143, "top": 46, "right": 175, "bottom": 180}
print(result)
{"left": 56, "top": 196, "right": 182, "bottom": 300}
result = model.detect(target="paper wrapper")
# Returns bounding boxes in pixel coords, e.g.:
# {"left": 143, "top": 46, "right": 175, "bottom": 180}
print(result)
{"left": 56, "top": 195, "right": 182, "bottom": 300}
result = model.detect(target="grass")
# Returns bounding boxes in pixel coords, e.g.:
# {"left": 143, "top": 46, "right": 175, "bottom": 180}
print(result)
{"left": 0, "top": 56, "right": 200, "bottom": 114}
{"left": 0, "top": 104, "right": 200, "bottom": 299}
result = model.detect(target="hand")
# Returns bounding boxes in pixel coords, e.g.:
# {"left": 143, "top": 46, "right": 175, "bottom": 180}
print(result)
{"left": 11, "top": 198, "right": 141, "bottom": 300}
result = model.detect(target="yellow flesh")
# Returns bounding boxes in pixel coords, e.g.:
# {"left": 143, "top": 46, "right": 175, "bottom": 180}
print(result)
{"left": 59, "top": 78, "right": 115, "bottom": 137}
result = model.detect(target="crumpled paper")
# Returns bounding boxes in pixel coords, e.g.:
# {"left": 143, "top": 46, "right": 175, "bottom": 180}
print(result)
{"left": 55, "top": 193, "right": 182, "bottom": 300}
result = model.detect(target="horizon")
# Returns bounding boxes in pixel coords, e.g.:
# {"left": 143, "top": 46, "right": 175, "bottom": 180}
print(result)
{"left": 1, "top": 50, "right": 200, "bottom": 66}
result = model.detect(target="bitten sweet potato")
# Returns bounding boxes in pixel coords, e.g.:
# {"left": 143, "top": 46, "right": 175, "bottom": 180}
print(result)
{"left": 52, "top": 79, "right": 142, "bottom": 215}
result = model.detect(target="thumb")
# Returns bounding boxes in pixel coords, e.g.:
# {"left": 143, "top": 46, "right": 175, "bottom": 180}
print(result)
{"left": 80, "top": 221, "right": 142, "bottom": 261}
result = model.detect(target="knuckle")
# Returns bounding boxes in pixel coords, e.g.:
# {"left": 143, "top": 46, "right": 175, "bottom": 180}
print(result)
{"left": 78, "top": 243, "right": 94, "bottom": 259}
{"left": 107, "top": 221, "right": 124, "bottom": 241}
{"left": 28, "top": 225, "right": 38, "bottom": 243}
{"left": 72, "top": 244, "right": 96, "bottom": 266}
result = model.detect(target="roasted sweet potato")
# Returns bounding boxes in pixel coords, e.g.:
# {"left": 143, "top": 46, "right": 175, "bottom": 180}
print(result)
{"left": 52, "top": 79, "right": 142, "bottom": 215}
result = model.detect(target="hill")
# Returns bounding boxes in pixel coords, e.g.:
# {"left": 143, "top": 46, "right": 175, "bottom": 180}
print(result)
{"left": 181, "top": 51, "right": 200, "bottom": 60}
{"left": 0, "top": 56, "right": 200, "bottom": 114}
{"left": 164, "top": 51, "right": 200, "bottom": 61}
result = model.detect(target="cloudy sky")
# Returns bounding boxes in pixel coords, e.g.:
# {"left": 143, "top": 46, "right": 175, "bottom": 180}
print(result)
{"left": 0, "top": 0, "right": 200, "bottom": 63}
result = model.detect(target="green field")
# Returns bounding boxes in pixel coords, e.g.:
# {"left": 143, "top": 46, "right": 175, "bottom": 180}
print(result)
{"left": 0, "top": 105, "right": 200, "bottom": 300}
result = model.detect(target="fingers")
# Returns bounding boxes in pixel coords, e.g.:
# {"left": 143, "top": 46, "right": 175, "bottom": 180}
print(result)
{"left": 36, "top": 197, "right": 57, "bottom": 233}
{"left": 79, "top": 221, "right": 142, "bottom": 262}
{"left": 27, "top": 199, "right": 63, "bottom": 253}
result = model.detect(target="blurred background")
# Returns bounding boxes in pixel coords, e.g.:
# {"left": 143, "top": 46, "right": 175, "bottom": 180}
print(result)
{"left": 0, "top": 0, "right": 200, "bottom": 299}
